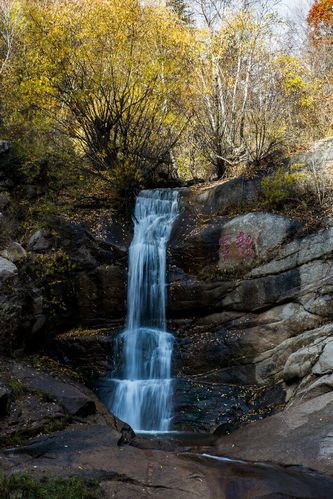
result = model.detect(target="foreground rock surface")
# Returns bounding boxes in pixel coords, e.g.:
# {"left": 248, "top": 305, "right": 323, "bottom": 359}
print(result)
{"left": 1, "top": 425, "right": 333, "bottom": 498}
{"left": 217, "top": 391, "right": 333, "bottom": 478}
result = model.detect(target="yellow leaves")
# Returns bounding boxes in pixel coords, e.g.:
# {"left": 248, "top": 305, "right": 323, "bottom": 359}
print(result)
{"left": 275, "top": 55, "right": 306, "bottom": 93}
{"left": 300, "top": 95, "right": 315, "bottom": 108}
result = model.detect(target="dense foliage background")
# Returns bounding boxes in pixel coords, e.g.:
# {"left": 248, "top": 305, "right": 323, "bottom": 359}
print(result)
{"left": 0, "top": 0, "right": 332, "bottom": 215}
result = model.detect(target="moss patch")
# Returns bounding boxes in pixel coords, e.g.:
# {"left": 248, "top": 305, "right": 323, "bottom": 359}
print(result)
{"left": 0, "top": 473, "right": 102, "bottom": 498}
{"left": 59, "top": 327, "right": 113, "bottom": 339}
{"left": 30, "top": 355, "right": 82, "bottom": 381}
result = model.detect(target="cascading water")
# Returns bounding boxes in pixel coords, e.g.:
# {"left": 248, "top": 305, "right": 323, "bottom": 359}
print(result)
{"left": 106, "top": 189, "right": 179, "bottom": 432}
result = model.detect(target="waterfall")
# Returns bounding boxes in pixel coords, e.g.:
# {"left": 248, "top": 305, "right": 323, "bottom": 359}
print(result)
{"left": 108, "top": 189, "right": 179, "bottom": 432}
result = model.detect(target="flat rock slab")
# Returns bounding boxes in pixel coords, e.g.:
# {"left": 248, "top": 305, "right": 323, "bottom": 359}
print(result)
{"left": 1, "top": 425, "right": 333, "bottom": 498}
{"left": 11, "top": 363, "right": 96, "bottom": 417}
{"left": 217, "top": 392, "right": 333, "bottom": 478}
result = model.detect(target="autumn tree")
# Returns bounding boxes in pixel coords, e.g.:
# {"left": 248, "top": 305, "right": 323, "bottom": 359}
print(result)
{"left": 188, "top": 6, "right": 313, "bottom": 178}
{"left": 3, "top": 0, "right": 193, "bottom": 193}
{"left": 305, "top": 0, "right": 333, "bottom": 137}
{"left": 166, "top": 0, "right": 193, "bottom": 24}
{"left": 307, "top": 0, "right": 333, "bottom": 44}
{"left": 0, "top": 0, "right": 20, "bottom": 78}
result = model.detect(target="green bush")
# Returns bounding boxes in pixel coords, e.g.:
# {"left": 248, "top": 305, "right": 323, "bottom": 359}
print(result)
{"left": 260, "top": 164, "right": 306, "bottom": 208}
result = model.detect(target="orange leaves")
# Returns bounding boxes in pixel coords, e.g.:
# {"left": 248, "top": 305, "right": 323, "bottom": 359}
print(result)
{"left": 307, "top": 0, "right": 333, "bottom": 44}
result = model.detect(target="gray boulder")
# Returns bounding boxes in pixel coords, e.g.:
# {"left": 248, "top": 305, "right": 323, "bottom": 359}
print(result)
{"left": 0, "top": 242, "right": 26, "bottom": 262}
{"left": 219, "top": 212, "right": 302, "bottom": 269}
{"left": 313, "top": 341, "right": 333, "bottom": 375}
{"left": 195, "top": 176, "right": 260, "bottom": 215}
{"left": 0, "top": 257, "right": 17, "bottom": 281}
{"left": 28, "top": 230, "right": 52, "bottom": 251}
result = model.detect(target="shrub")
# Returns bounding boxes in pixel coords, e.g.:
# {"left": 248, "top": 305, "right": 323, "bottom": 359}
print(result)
{"left": 260, "top": 164, "right": 306, "bottom": 208}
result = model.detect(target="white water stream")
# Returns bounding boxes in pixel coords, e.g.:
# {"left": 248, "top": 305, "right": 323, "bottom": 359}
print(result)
{"left": 109, "top": 189, "right": 179, "bottom": 432}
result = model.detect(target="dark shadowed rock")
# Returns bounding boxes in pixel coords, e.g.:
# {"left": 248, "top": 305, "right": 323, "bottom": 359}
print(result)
{"left": 10, "top": 363, "right": 96, "bottom": 417}
{"left": 0, "top": 357, "right": 127, "bottom": 448}
{"left": 27, "top": 230, "right": 53, "bottom": 252}
{"left": 0, "top": 383, "right": 10, "bottom": 417}
{"left": 75, "top": 265, "right": 126, "bottom": 326}
{"left": 52, "top": 329, "right": 116, "bottom": 378}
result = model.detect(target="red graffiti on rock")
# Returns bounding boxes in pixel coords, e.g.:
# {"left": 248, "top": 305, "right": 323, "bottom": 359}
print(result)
{"left": 220, "top": 232, "right": 255, "bottom": 261}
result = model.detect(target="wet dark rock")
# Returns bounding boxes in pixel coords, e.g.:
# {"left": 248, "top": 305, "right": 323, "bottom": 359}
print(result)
{"left": 52, "top": 330, "right": 116, "bottom": 378}
{"left": 75, "top": 264, "right": 126, "bottom": 327}
{"left": 117, "top": 423, "right": 136, "bottom": 446}
{"left": 173, "top": 376, "right": 285, "bottom": 434}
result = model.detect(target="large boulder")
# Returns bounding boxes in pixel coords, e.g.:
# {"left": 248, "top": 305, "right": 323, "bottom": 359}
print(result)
{"left": 289, "top": 136, "right": 333, "bottom": 170}
{"left": 170, "top": 211, "right": 302, "bottom": 277}
{"left": 192, "top": 176, "right": 261, "bottom": 215}
{"left": 218, "top": 212, "right": 302, "bottom": 268}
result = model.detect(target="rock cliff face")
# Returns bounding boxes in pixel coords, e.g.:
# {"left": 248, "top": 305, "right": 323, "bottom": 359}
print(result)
{"left": 166, "top": 177, "right": 333, "bottom": 435}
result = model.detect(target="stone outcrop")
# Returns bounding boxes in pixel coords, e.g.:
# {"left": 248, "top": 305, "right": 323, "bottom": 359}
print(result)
{"left": 52, "top": 328, "right": 116, "bottom": 378}
{"left": 0, "top": 357, "right": 126, "bottom": 447}
{"left": 166, "top": 183, "right": 333, "bottom": 434}
{"left": 41, "top": 177, "right": 333, "bottom": 446}
{"left": 0, "top": 216, "right": 129, "bottom": 354}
